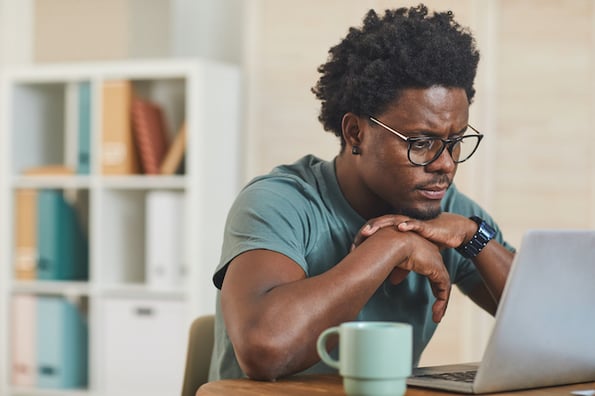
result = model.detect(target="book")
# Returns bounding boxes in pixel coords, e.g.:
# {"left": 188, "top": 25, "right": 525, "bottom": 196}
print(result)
{"left": 11, "top": 294, "right": 37, "bottom": 386}
{"left": 145, "top": 191, "right": 186, "bottom": 289}
{"left": 14, "top": 189, "right": 37, "bottom": 280}
{"left": 160, "top": 121, "right": 186, "bottom": 175}
{"left": 131, "top": 97, "right": 169, "bottom": 175}
{"left": 36, "top": 189, "right": 88, "bottom": 281}
{"left": 101, "top": 80, "right": 140, "bottom": 175}
{"left": 37, "top": 296, "right": 88, "bottom": 389}
{"left": 77, "top": 82, "right": 91, "bottom": 174}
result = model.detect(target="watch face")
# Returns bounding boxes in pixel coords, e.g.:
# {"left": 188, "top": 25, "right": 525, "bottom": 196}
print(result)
{"left": 478, "top": 220, "right": 497, "bottom": 240}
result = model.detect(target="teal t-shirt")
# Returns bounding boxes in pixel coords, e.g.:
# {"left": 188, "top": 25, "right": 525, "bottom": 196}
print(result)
{"left": 209, "top": 155, "right": 513, "bottom": 381}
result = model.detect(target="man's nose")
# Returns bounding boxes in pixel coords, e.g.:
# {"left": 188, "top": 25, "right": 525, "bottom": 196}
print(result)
{"left": 426, "top": 145, "right": 456, "bottom": 173}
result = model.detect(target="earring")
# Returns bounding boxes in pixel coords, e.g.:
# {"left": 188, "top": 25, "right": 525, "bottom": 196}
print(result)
{"left": 351, "top": 146, "right": 361, "bottom": 155}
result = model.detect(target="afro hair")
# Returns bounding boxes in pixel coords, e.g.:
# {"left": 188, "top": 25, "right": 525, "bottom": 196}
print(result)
{"left": 311, "top": 4, "right": 480, "bottom": 147}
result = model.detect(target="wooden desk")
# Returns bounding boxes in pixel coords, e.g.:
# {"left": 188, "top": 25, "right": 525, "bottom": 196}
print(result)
{"left": 197, "top": 374, "right": 595, "bottom": 395}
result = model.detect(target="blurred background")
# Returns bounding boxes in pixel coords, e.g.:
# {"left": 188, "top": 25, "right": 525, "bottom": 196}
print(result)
{"left": 1, "top": 0, "right": 594, "bottom": 370}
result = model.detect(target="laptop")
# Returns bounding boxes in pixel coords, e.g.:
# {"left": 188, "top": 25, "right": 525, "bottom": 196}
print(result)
{"left": 407, "top": 229, "right": 595, "bottom": 394}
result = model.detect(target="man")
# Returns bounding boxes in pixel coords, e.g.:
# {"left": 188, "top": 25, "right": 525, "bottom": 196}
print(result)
{"left": 209, "top": 4, "right": 515, "bottom": 381}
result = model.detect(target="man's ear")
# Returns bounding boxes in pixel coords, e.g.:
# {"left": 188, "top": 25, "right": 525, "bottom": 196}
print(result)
{"left": 341, "top": 112, "right": 364, "bottom": 148}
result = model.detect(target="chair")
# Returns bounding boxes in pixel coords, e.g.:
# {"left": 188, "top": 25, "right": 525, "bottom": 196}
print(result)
{"left": 181, "top": 314, "right": 215, "bottom": 396}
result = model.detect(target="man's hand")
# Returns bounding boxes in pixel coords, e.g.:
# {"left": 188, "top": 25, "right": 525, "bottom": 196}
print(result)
{"left": 353, "top": 213, "right": 477, "bottom": 250}
{"left": 352, "top": 215, "right": 412, "bottom": 285}
{"left": 396, "top": 213, "right": 477, "bottom": 249}
{"left": 395, "top": 230, "right": 452, "bottom": 323}
{"left": 354, "top": 225, "right": 452, "bottom": 323}
{"left": 352, "top": 214, "right": 412, "bottom": 249}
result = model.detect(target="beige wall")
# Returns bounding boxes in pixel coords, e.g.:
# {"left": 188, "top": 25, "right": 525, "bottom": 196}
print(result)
{"left": 28, "top": 0, "right": 595, "bottom": 366}
{"left": 34, "top": 0, "right": 170, "bottom": 62}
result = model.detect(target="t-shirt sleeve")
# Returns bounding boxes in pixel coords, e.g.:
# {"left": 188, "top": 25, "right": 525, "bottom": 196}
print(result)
{"left": 212, "top": 177, "right": 313, "bottom": 289}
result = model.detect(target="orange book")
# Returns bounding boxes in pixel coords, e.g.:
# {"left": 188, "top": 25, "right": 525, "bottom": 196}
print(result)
{"left": 131, "top": 98, "right": 169, "bottom": 175}
{"left": 101, "top": 81, "right": 140, "bottom": 175}
{"left": 160, "top": 122, "right": 186, "bottom": 175}
{"left": 14, "top": 189, "right": 37, "bottom": 280}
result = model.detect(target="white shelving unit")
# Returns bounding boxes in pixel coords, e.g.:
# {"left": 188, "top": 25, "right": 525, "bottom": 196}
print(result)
{"left": 0, "top": 59, "right": 241, "bottom": 396}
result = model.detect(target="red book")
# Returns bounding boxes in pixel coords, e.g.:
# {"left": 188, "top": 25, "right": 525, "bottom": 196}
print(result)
{"left": 131, "top": 98, "right": 169, "bottom": 175}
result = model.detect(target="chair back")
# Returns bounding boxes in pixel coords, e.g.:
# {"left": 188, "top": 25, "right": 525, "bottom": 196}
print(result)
{"left": 181, "top": 314, "right": 215, "bottom": 396}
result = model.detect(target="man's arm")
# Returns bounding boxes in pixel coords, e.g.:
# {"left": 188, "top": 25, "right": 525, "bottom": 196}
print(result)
{"left": 464, "top": 240, "right": 514, "bottom": 315}
{"left": 220, "top": 228, "right": 450, "bottom": 380}
{"left": 397, "top": 214, "right": 514, "bottom": 305}
{"left": 354, "top": 213, "right": 514, "bottom": 314}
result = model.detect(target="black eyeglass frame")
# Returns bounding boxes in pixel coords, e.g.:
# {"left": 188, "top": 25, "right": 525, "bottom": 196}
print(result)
{"left": 368, "top": 116, "right": 484, "bottom": 166}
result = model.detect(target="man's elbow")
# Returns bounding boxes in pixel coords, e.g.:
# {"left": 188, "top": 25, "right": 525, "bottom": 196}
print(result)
{"left": 233, "top": 333, "right": 293, "bottom": 381}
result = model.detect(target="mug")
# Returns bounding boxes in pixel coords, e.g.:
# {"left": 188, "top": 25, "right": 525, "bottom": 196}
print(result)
{"left": 317, "top": 321, "right": 412, "bottom": 396}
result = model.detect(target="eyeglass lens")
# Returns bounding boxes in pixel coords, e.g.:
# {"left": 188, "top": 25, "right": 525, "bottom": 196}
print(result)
{"left": 409, "top": 135, "right": 481, "bottom": 166}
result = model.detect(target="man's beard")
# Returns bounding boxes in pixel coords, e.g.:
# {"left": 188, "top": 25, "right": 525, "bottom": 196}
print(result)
{"left": 395, "top": 206, "right": 442, "bottom": 221}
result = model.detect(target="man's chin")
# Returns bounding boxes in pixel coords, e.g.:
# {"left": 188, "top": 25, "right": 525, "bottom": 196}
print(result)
{"left": 398, "top": 206, "right": 442, "bottom": 221}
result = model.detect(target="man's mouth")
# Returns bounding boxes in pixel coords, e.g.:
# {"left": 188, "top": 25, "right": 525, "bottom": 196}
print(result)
{"left": 418, "top": 186, "right": 448, "bottom": 200}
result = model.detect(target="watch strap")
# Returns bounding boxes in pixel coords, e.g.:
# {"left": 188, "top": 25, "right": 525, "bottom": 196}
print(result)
{"left": 456, "top": 216, "right": 496, "bottom": 259}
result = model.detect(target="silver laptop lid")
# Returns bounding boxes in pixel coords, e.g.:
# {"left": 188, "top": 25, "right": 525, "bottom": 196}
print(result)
{"left": 475, "top": 230, "right": 595, "bottom": 393}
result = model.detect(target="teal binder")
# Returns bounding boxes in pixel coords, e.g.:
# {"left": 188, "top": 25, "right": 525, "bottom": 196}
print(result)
{"left": 37, "top": 296, "right": 88, "bottom": 389}
{"left": 77, "top": 82, "right": 91, "bottom": 175}
{"left": 36, "top": 190, "right": 88, "bottom": 280}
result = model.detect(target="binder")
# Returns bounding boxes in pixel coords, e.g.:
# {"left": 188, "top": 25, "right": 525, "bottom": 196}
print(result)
{"left": 101, "top": 80, "right": 140, "bottom": 174}
{"left": 145, "top": 191, "right": 185, "bottom": 289}
{"left": 37, "top": 296, "right": 88, "bottom": 389}
{"left": 11, "top": 294, "right": 37, "bottom": 386}
{"left": 36, "top": 189, "right": 88, "bottom": 280}
{"left": 77, "top": 82, "right": 91, "bottom": 174}
{"left": 14, "top": 189, "right": 38, "bottom": 280}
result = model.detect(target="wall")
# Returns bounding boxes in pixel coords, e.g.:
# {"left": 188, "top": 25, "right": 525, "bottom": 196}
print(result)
{"left": 33, "top": 0, "right": 244, "bottom": 63}
{"left": 0, "top": 0, "right": 33, "bottom": 67}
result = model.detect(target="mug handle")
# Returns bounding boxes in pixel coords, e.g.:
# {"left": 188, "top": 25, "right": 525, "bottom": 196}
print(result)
{"left": 316, "top": 326, "right": 340, "bottom": 369}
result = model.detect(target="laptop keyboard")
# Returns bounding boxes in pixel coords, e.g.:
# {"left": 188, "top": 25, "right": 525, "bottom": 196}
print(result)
{"left": 417, "top": 370, "right": 477, "bottom": 383}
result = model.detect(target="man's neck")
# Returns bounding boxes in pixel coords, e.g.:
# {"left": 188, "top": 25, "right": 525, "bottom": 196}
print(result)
{"left": 334, "top": 153, "right": 392, "bottom": 220}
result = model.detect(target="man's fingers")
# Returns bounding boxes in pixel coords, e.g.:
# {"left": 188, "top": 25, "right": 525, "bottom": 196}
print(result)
{"left": 397, "top": 221, "right": 416, "bottom": 232}
{"left": 430, "top": 279, "right": 451, "bottom": 323}
{"left": 353, "top": 216, "right": 409, "bottom": 247}
{"left": 432, "top": 297, "right": 449, "bottom": 323}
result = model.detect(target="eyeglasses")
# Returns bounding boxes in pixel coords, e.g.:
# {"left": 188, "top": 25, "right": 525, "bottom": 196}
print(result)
{"left": 368, "top": 116, "right": 484, "bottom": 166}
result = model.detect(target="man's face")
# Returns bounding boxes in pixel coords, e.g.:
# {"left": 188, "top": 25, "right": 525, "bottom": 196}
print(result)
{"left": 356, "top": 86, "right": 470, "bottom": 220}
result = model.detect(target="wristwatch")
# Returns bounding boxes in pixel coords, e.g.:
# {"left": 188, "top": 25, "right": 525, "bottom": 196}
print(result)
{"left": 456, "top": 216, "right": 496, "bottom": 259}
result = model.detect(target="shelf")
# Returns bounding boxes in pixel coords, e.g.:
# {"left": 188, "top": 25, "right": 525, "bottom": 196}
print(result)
{"left": 99, "top": 283, "right": 187, "bottom": 300}
{"left": 11, "top": 281, "right": 91, "bottom": 296}
{"left": 100, "top": 175, "right": 187, "bottom": 189}
{"left": 0, "top": 59, "right": 240, "bottom": 396}
{"left": 10, "top": 386, "right": 90, "bottom": 396}
{"left": 12, "top": 176, "right": 92, "bottom": 189}
{"left": 12, "top": 175, "right": 188, "bottom": 190}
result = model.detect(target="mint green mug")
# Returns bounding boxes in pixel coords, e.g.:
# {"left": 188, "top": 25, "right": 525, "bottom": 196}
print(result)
{"left": 317, "top": 321, "right": 412, "bottom": 396}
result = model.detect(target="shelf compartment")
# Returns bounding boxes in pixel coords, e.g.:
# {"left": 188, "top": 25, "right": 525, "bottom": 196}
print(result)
{"left": 12, "top": 188, "right": 90, "bottom": 282}
{"left": 10, "top": 294, "right": 89, "bottom": 391}
{"left": 9, "top": 81, "right": 92, "bottom": 177}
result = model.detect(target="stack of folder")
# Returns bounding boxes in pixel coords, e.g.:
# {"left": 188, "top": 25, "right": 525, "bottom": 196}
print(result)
{"left": 11, "top": 294, "right": 88, "bottom": 389}
{"left": 14, "top": 189, "right": 88, "bottom": 281}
